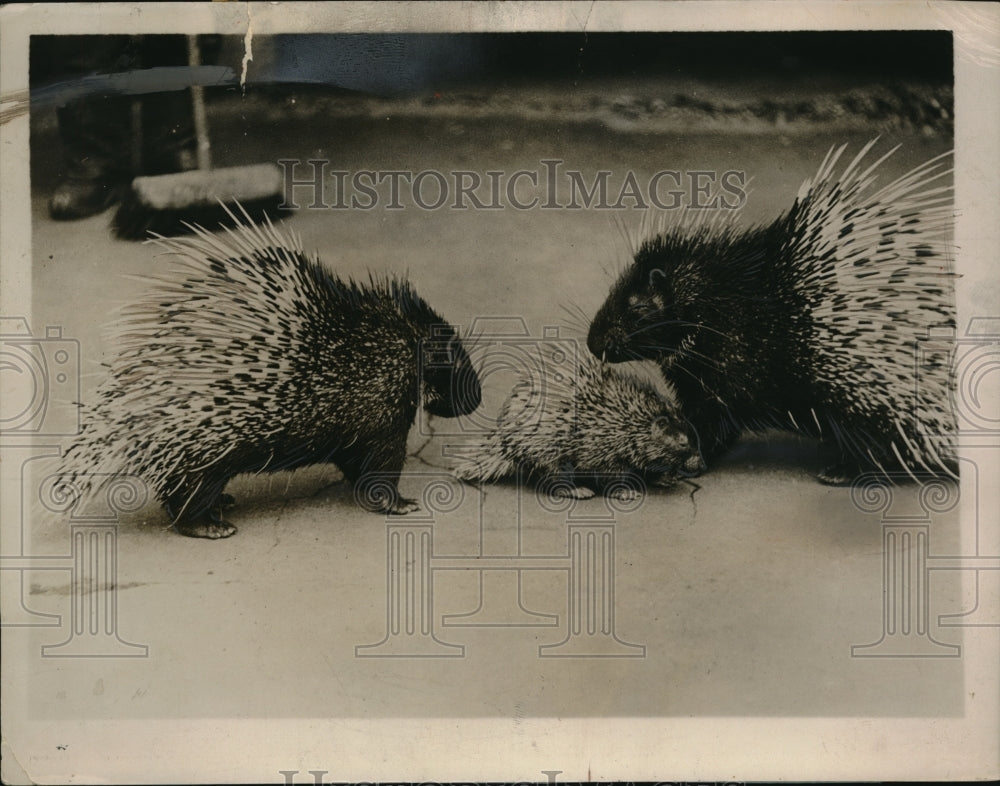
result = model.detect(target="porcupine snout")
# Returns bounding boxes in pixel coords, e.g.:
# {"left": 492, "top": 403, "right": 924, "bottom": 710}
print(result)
{"left": 587, "top": 278, "right": 646, "bottom": 363}
{"left": 679, "top": 449, "right": 707, "bottom": 478}
{"left": 587, "top": 321, "right": 630, "bottom": 363}
{"left": 443, "top": 357, "right": 482, "bottom": 416}
{"left": 671, "top": 430, "right": 707, "bottom": 478}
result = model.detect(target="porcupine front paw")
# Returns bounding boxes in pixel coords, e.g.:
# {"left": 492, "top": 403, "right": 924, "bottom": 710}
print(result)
{"left": 649, "top": 470, "right": 688, "bottom": 488}
{"left": 606, "top": 485, "right": 644, "bottom": 502}
{"left": 351, "top": 474, "right": 421, "bottom": 515}
{"left": 817, "top": 461, "right": 864, "bottom": 486}
{"left": 551, "top": 485, "right": 597, "bottom": 500}
{"left": 386, "top": 497, "right": 420, "bottom": 515}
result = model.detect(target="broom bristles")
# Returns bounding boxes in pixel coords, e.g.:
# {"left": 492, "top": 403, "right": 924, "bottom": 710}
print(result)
{"left": 129, "top": 163, "right": 283, "bottom": 210}
{"left": 112, "top": 163, "right": 287, "bottom": 240}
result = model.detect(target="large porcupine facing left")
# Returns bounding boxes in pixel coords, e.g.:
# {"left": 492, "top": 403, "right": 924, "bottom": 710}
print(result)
{"left": 588, "top": 139, "right": 957, "bottom": 484}
{"left": 59, "top": 208, "right": 482, "bottom": 538}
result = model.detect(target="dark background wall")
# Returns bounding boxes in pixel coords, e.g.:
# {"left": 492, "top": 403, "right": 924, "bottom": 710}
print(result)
{"left": 31, "top": 31, "right": 953, "bottom": 92}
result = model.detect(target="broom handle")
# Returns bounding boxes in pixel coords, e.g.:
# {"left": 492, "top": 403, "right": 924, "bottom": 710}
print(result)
{"left": 129, "top": 98, "right": 143, "bottom": 176}
{"left": 187, "top": 34, "right": 212, "bottom": 171}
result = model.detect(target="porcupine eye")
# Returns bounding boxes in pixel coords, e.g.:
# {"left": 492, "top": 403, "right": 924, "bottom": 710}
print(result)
{"left": 629, "top": 244, "right": 698, "bottom": 363}
{"left": 629, "top": 293, "right": 664, "bottom": 320}
{"left": 651, "top": 415, "right": 684, "bottom": 451}
{"left": 624, "top": 290, "right": 684, "bottom": 362}
{"left": 590, "top": 251, "right": 683, "bottom": 362}
{"left": 648, "top": 415, "right": 687, "bottom": 461}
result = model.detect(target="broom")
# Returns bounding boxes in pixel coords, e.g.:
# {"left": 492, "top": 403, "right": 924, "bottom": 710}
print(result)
{"left": 112, "top": 35, "right": 285, "bottom": 239}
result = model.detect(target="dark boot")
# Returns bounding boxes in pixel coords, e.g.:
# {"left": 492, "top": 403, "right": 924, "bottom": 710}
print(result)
{"left": 49, "top": 95, "right": 132, "bottom": 220}
{"left": 47, "top": 34, "right": 198, "bottom": 220}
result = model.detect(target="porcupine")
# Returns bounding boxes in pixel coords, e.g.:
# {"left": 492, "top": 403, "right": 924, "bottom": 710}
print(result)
{"left": 587, "top": 139, "right": 957, "bottom": 484}
{"left": 58, "top": 206, "right": 482, "bottom": 538}
{"left": 453, "top": 351, "right": 705, "bottom": 499}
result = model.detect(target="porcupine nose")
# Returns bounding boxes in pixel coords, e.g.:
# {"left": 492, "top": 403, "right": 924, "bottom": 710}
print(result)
{"left": 587, "top": 324, "right": 626, "bottom": 363}
{"left": 586, "top": 327, "right": 606, "bottom": 359}
{"left": 673, "top": 427, "right": 706, "bottom": 477}
{"left": 679, "top": 452, "right": 707, "bottom": 477}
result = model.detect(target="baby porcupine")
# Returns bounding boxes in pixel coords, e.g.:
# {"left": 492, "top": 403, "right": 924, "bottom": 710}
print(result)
{"left": 59, "top": 206, "right": 482, "bottom": 538}
{"left": 453, "top": 351, "right": 705, "bottom": 499}
{"left": 587, "top": 139, "right": 956, "bottom": 484}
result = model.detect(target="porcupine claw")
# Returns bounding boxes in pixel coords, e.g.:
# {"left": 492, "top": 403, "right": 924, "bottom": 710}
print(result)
{"left": 386, "top": 497, "right": 420, "bottom": 515}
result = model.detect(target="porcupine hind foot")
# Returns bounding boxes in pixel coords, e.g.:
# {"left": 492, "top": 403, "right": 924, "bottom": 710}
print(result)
{"left": 164, "top": 490, "right": 238, "bottom": 539}
{"left": 172, "top": 516, "right": 238, "bottom": 540}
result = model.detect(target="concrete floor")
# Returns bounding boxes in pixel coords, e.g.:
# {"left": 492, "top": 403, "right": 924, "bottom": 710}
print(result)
{"left": 6, "top": 93, "right": 990, "bottom": 780}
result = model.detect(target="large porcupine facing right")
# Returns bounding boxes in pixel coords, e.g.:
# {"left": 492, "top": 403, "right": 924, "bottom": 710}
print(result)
{"left": 59, "top": 208, "right": 482, "bottom": 538}
{"left": 588, "top": 139, "right": 957, "bottom": 484}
